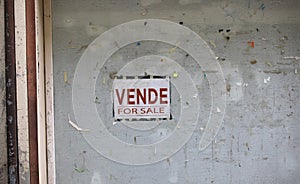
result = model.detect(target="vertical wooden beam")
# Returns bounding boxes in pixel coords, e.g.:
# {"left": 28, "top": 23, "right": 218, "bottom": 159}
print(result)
{"left": 0, "top": 0, "right": 8, "bottom": 183}
{"left": 26, "top": 0, "right": 39, "bottom": 183}
{"left": 35, "top": 0, "right": 48, "bottom": 183}
{"left": 5, "top": 0, "right": 19, "bottom": 183}
{"left": 44, "top": 0, "right": 56, "bottom": 183}
{"left": 15, "top": 0, "right": 30, "bottom": 182}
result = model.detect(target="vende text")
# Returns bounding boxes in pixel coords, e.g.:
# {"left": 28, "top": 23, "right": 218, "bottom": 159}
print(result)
{"left": 113, "top": 78, "right": 170, "bottom": 119}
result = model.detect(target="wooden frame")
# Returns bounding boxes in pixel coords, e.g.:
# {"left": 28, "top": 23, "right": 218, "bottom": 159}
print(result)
{"left": 43, "top": 0, "right": 56, "bottom": 183}
{"left": 15, "top": 0, "right": 55, "bottom": 183}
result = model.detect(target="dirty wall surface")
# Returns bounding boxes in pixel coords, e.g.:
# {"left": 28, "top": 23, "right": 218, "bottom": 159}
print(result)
{"left": 53, "top": 0, "right": 300, "bottom": 183}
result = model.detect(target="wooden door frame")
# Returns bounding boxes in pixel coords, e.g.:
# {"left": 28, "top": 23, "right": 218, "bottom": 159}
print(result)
{"left": 43, "top": 0, "right": 56, "bottom": 183}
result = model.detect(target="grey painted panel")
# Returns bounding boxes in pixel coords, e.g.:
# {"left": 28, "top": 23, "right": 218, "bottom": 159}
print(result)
{"left": 53, "top": 1, "right": 300, "bottom": 183}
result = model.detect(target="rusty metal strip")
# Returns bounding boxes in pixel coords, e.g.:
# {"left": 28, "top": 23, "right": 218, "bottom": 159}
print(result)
{"left": 5, "top": 0, "right": 19, "bottom": 183}
{"left": 26, "top": 0, "right": 39, "bottom": 183}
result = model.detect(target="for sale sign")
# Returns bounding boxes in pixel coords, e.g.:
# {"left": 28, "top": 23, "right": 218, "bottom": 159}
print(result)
{"left": 113, "top": 77, "right": 170, "bottom": 119}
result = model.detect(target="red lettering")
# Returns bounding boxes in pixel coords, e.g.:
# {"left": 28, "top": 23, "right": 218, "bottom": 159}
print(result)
{"left": 124, "top": 108, "right": 131, "bottom": 114}
{"left": 115, "top": 89, "right": 125, "bottom": 105}
{"left": 148, "top": 88, "right": 158, "bottom": 104}
{"left": 146, "top": 107, "right": 153, "bottom": 113}
{"left": 132, "top": 108, "right": 137, "bottom": 114}
{"left": 116, "top": 87, "right": 169, "bottom": 106}
{"left": 136, "top": 88, "right": 146, "bottom": 104}
{"left": 141, "top": 108, "right": 146, "bottom": 114}
{"left": 127, "top": 88, "right": 135, "bottom": 105}
{"left": 159, "top": 88, "right": 168, "bottom": 104}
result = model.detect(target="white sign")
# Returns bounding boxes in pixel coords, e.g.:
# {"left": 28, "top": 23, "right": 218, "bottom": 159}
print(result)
{"left": 113, "top": 78, "right": 170, "bottom": 119}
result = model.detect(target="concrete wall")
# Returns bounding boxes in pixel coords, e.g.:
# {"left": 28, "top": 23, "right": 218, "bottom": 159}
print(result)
{"left": 0, "top": 0, "right": 8, "bottom": 183}
{"left": 52, "top": 0, "right": 300, "bottom": 183}
{"left": 1, "top": 0, "right": 300, "bottom": 183}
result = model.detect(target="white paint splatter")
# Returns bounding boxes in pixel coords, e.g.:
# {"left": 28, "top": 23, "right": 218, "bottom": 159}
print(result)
{"left": 236, "top": 82, "right": 242, "bottom": 87}
{"left": 68, "top": 114, "right": 90, "bottom": 132}
{"left": 264, "top": 76, "right": 271, "bottom": 84}
{"left": 283, "top": 56, "right": 300, "bottom": 60}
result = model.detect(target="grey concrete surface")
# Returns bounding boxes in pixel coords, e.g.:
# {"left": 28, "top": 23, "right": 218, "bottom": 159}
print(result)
{"left": 52, "top": 0, "right": 300, "bottom": 183}
{"left": 0, "top": 0, "right": 7, "bottom": 183}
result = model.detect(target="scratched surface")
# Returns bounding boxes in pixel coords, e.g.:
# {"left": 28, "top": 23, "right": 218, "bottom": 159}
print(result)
{"left": 53, "top": 0, "right": 300, "bottom": 183}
